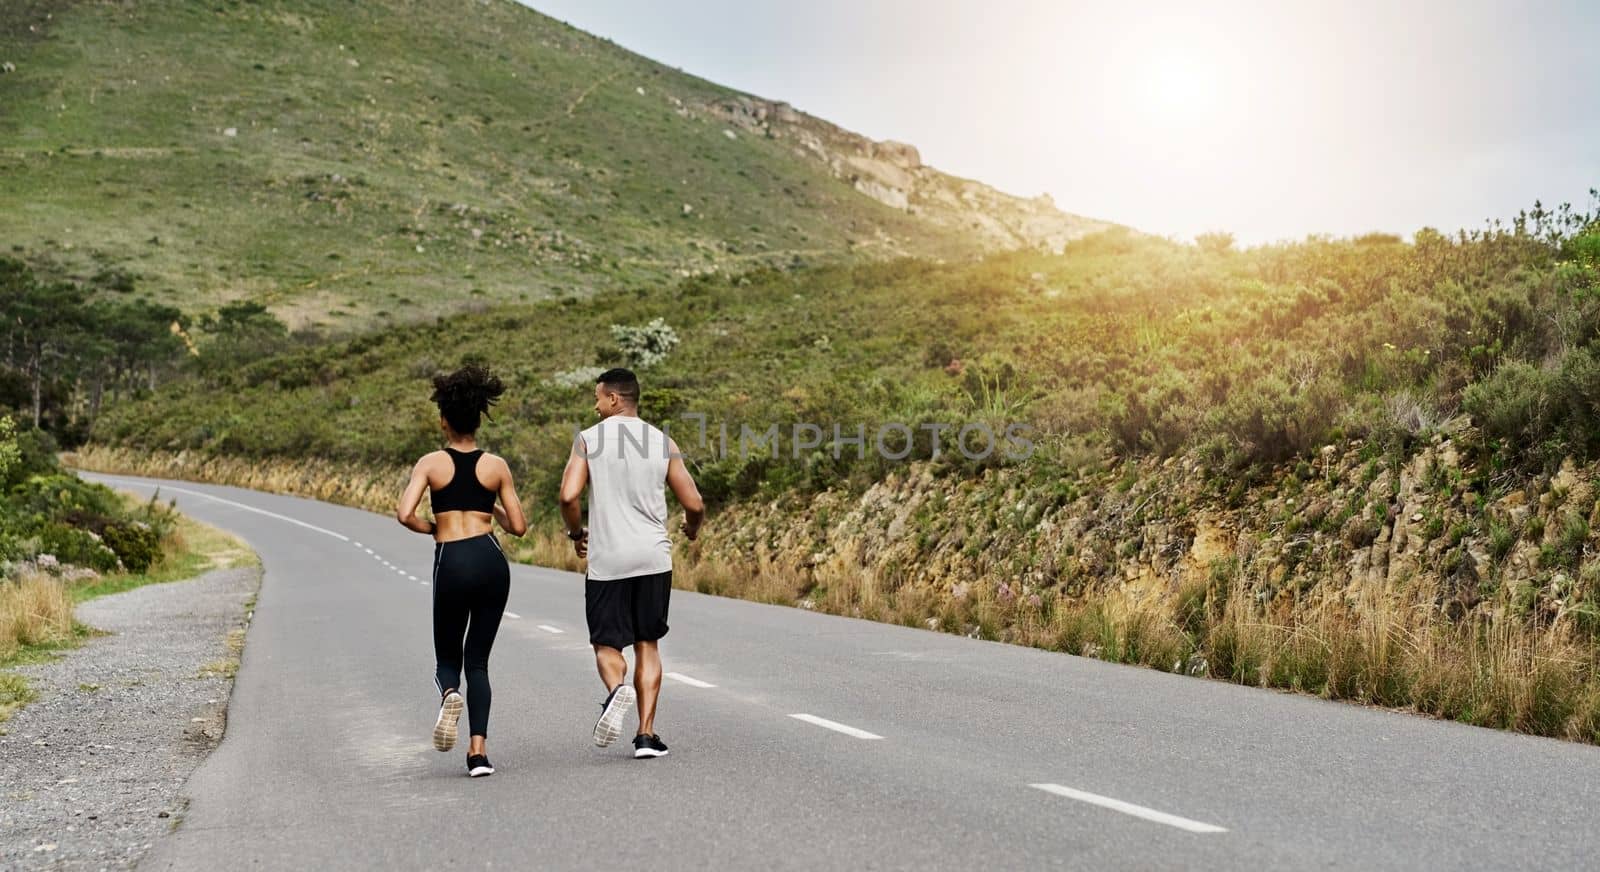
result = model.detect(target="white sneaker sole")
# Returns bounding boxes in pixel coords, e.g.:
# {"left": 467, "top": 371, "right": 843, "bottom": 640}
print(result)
{"left": 434, "top": 692, "right": 464, "bottom": 752}
{"left": 593, "top": 685, "right": 636, "bottom": 748}
{"left": 468, "top": 764, "right": 495, "bottom": 777}
{"left": 633, "top": 747, "right": 668, "bottom": 759}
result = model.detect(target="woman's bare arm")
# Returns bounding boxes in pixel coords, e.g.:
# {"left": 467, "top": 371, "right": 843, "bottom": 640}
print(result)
{"left": 396, "top": 456, "right": 437, "bottom": 535}
{"left": 491, "top": 456, "right": 528, "bottom": 537}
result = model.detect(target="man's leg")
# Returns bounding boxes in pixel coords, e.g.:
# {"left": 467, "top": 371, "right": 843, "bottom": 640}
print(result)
{"left": 587, "top": 578, "right": 630, "bottom": 690}
{"left": 634, "top": 640, "right": 662, "bottom": 736}
{"left": 593, "top": 644, "right": 628, "bottom": 690}
{"left": 632, "top": 571, "right": 671, "bottom": 737}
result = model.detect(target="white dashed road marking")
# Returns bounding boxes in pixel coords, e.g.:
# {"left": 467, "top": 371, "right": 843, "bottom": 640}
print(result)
{"left": 788, "top": 714, "right": 883, "bottom": 740}
{"left": 504, "top": 612, "right": 522, "bottom": 619}
{"left": 665, "top": 672, "right": 716, "bottom": 688}
{"left": 1028, "top": 784, "right": 1227, "bottom": 834}
{"left": 536, "top": 624, "right": 564, "bottom": 634}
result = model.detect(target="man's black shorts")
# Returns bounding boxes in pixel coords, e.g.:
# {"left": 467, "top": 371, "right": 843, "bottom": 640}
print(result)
{"left": 585, "top": 571, "right": 671, "bottom": 650}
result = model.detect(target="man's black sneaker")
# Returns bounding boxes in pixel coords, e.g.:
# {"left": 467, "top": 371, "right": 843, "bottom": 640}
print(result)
{"left": 433, "top": 690, "right": 464, "bottom": 752}
{"left": 593, "top": 684, "right": 636, "bottom": 748}
{"left": 632, "top": 733, "right": 669, "bottom": 759}
{"left": 466, "top": 754, "right": 495, "bottom": 777}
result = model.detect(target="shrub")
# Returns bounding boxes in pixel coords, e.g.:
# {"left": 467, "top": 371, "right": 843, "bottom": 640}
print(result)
{"left": 1463, "top": 361, "right": 1551, "bottom": 445}
{"left": 1195, "top": 231, "right": 1235, "bottom": 254}
{"left": 101, "top": 521, "right": 162, "bottom": 573}
{"left": 549, "top": 365, "right": 604, "bottom": 389}
{"left": 38, "top": 525, "right": 119, "bottom": 573}
{"left": 609, "top": 318, "right": 679, "bottom": 368}
{"left": 0, "top": 416, "right": 19, "bottom": 483}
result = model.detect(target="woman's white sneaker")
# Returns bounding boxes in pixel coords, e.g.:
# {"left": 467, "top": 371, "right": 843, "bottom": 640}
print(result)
{"left": 433, "top": 690, "right": 464, "bottom": 752}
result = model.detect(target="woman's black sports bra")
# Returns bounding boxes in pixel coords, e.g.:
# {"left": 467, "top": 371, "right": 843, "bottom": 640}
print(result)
{"left": 431, "top": 448, "right": 497, "bottom": 514}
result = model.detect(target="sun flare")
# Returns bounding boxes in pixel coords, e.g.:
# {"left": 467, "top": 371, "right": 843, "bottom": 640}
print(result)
{"left": 1135, "top": 54, "right": 1223, "bottom": 128}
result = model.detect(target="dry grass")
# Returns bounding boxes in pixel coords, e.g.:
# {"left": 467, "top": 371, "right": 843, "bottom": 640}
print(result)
{"left": 68, "top": 446, "right": 405, "bottom": 515}
{"left": 674, "top": 542, "right": 1600, "bottom": 744}
{"left": 0, "top": 574, "right": 76, "bottom": 664}
{"left": 505, "top": 527, "right": 586, "bottom": 574}
{"left": 678, "top": 541, "right": 813, "bottom": 605}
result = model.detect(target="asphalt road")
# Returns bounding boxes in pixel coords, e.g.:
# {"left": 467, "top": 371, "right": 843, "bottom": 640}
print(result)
{"left": 80, "top": 473, "right": 1600, "bottom": 871}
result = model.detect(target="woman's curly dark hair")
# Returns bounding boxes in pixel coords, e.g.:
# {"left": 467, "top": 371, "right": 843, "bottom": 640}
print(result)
{"left": 430, "top": 364, "right": 505, "bottom": 436}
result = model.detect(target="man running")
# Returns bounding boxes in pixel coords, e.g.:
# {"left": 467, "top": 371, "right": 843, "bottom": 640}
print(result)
{"left": 559, "top": 368, "right": 703, "bottom": 759}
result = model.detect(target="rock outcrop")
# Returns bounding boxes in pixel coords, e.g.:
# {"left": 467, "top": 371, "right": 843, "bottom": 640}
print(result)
{"left": 699, "top": 95, "right": 1112, "bottom": 252}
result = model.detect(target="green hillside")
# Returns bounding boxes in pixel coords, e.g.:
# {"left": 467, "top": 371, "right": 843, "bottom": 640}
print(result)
{"left": 90, "top": 212, "right": 1600, "bottom": 496}
{"left": 0, "top": 0, "right": 1075, "bottom": 329}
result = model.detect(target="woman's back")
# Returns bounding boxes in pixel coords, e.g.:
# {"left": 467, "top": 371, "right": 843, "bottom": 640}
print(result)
{"left": 424, "top": 448, "right": 502, "bottom": 542}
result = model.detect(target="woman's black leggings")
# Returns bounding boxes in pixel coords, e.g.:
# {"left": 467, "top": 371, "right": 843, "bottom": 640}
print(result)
{"left": 432, "top": 534, "right": 510, "bottom": 738}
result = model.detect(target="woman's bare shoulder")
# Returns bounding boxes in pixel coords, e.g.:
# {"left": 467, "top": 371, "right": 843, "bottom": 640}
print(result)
{"left": 413, "top": 449, "right": 449, "bottom": 471}
{"left": 480, "top": 452, "right": 514, "bottom": 474}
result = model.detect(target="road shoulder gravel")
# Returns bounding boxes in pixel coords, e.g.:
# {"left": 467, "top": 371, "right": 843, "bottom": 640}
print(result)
{"left": 0, "top": 565, "right": 260, "bottom": 870}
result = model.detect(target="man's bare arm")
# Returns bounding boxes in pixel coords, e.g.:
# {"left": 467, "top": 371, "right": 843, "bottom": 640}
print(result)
{"left": 558, "top": 438, "right": 590, "bottom": 556}
{"left": 665, "top": 438, "right": 704, "bottom": 540}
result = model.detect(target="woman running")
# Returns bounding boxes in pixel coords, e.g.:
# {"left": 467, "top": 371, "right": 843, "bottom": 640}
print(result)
{"left": 397, "top": 364, "right": 527, "bottom": 777}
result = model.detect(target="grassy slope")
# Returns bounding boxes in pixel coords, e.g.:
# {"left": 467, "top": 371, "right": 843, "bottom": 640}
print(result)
{"left": 0, "top": 0, "right": 980, "bottom": 328}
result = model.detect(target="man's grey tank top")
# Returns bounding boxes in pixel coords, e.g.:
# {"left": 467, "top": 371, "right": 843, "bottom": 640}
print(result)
{"left": 579, "top": 416, "right": 673, "bottom": 580}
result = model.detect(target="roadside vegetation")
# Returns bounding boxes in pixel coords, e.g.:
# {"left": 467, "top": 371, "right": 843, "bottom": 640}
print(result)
{"left": 0, "top": 415, "right": 253, "bottom": 722}
{"left": 76, "top": 191, "right": 1600, "bottom": 741}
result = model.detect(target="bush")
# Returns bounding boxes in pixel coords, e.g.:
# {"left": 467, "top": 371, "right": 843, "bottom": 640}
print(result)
{"left": 608, "top": 318, "right": 679, "bottom": 368}
{"left": 3, "top": 424, "right": 60, "bottom": 489}
{"left": 1195, "top": 231, "right": 1235, "bottom": 254}
{"left": 101, "top": 521, "right": 162, "bottom": 573}
{"left": 1463, "top": 361, "right": 1551, "bottom": 446}
{"left": 38, "top": 524, "right": 119, "bottom": 573}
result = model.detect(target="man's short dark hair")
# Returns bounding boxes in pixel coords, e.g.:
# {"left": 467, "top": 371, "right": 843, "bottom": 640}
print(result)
{"left": 597, "top": 367, "right": 640, "bottom": 405}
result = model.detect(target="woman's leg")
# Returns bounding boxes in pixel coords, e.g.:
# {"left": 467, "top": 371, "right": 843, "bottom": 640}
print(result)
{"left": 432, "top": 545, "right": 469, "bottom": 696}
{"left": 461, "top": 538, "right": 510, "bottom": 750}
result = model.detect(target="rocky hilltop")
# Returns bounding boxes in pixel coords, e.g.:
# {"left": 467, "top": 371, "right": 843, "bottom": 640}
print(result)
{"left": 701, "top": 95, "right": 1112, "bottom": 252}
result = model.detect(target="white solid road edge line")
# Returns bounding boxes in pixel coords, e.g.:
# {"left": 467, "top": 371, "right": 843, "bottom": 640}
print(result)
{"left": 535, "top": 624, "right": 564, "bottom": 634}
{"left": 90, "top": 477, "right": 351, "bottom": 542}
{"left": 1028, "top": 783, "right": 1227, "bottom": 834}
{"left": 788, "top": 714, "right": 883, "bottom": 740}
{"left": 665, "top": 672, "right": 715, "bottom": 688}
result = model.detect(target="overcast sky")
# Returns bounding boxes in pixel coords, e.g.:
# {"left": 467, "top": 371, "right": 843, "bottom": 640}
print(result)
{"left": 519, "top": 0, "right": 1599, "bottom": 244}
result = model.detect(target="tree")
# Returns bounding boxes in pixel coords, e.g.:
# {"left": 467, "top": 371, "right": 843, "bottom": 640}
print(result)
{"left": 197, "top": 301, "right": 288, "bottom": 368}
{"left": 81, "top": 299, "right": 188, "bottom": 422}
{"left": 0, "top": 258, "right": 92, "bottom": 428}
